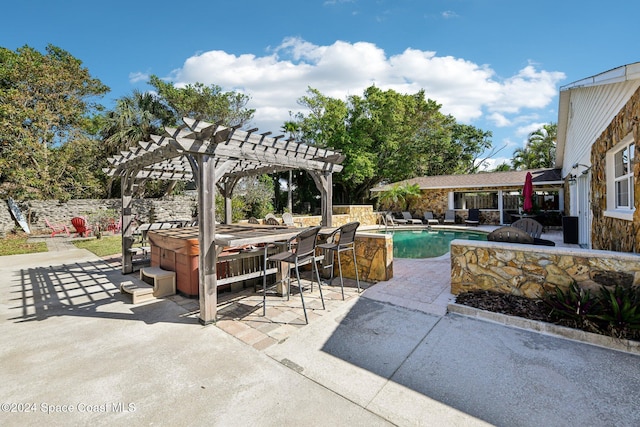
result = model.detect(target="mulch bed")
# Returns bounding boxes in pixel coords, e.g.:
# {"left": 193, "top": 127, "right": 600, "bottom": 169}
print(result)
{"left": 455, "top": 290, "right": 640, "bottom": 342}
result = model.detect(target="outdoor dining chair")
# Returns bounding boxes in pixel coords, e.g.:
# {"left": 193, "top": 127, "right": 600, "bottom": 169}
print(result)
{"left": 317, "top": 221, "right": 361, "bottom": 299}
{"left": 262, "top": 226, "right": 325, "bottom": 324}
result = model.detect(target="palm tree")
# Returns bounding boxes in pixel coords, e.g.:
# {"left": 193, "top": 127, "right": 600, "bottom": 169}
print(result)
{"left": 101, "top": 91, "right": 174, "bottom": 196}
{"left": 374, "top": 183, "right": 421, "bottom": 211}
{"left": 511, "top": 123, "right": 557, "bottom": 170}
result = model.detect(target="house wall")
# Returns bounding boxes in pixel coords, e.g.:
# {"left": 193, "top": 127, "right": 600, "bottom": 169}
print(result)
{"left": 589, "top": 86, "right": 640, "bottom": 252}
{"left": 561, "top": 79, "right": 640, "bottom": 180}
{"left": 409, "top": 186, "right": 525, "bottom": 225}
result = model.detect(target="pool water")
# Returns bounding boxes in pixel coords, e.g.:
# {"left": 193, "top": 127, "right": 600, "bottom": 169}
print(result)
{"left": 383, "top": 229, "right": 487, "bottom": 259}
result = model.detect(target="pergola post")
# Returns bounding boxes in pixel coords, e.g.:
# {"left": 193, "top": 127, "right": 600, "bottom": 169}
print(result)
{"left": 311, "top": 171, "right": 333, "bottom": 227}
{"left": 121, "top": 171, "right": 136, "bottom": 274}
{"left": 197, "top": 154, "right": 218, "bottom": 325}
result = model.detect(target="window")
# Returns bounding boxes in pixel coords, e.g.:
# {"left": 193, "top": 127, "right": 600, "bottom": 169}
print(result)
{"left": 605, "top": 134, "right": 635, "bottom": 220}
{"left": 454, "top": 192, "right": 498, "bottom": 210}
{"left": 614, "top": 144, "right": 634, "bottom": 208}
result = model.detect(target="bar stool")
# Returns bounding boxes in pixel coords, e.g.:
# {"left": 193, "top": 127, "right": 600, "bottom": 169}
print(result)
{"left": 262, "top": 226, "right": 324, "bottom": 324}
{"left": 317, "top": 221, "right": 360, "bottom": 299}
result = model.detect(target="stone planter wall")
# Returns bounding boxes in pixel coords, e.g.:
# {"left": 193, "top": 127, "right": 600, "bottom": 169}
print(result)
{"left": 451, "top": 240, "right": 640, "bottom": 298}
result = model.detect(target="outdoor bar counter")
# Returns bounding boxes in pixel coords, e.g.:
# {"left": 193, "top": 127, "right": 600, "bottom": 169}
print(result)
{"left": 147, "top": 224, "right": 304, "bottom": 297}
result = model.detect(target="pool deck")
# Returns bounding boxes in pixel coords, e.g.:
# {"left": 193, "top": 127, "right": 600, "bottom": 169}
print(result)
{"left": 3, "top": 227, "right": 638, "bottom": 426}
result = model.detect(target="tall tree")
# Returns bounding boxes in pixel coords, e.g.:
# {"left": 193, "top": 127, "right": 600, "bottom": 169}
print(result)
{"left": 148, "top": 75, "right": 254, "bottom": 127}
{"left": 294, "top": 86, "right": 493, "bottom": 203}
{"left": 0, "top": 44, "right": 108, "bottom": 199}
{"left": 512, "top": 123, "right": 557, "bottom": 170}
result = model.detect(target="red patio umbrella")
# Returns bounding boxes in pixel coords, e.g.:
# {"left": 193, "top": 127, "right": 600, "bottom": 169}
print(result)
{"left": 523, "top": 172, "right": 533, "bottom": 213}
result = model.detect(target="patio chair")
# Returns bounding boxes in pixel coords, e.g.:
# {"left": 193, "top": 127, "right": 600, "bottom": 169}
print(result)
{"left": 487, "top": 226, "right": 555, "bottom": 246}
{"left": 248, "top": 217, "right": 259, "bottom": 224}
{"left": 317, "top": 221, "right": 361, "bottom": 299}
{"left": 282, "top": 212, "right": 295, "bottom": 227}
{"left": 45, "top": 217, "right": 70, "bottom": 238}
{"left": 443, "top": 210, "right": 456, "bottom": 224}
{"left": 465, "top": 209, "right": 480, "bottom": 226}
{"left": 511, "top": 218, "right": 543, "bottom": 239}
{"left": 264, "top": 213, "right": 277, "bottom": 223}
{"left": 106, "top": 217, "right": 121, "bottom": 234}
{"left": 423, "top": 211, "right": 439, "bottom": 225}
{"left": 71, "top": 216, "right": 93, "bottom": 237}
{"left": 401, "top": 211, "right": 422, "bottom": 225}
{"left": 262, "top": 226, "right": 325, "bottom": 324}
{"left": 265, "top": 217, "right": 280, "bottom": 226}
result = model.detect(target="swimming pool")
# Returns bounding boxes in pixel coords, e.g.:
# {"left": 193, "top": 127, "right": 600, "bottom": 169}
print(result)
{"left": 382, "top": 229, "right": 487, "bottom": 259}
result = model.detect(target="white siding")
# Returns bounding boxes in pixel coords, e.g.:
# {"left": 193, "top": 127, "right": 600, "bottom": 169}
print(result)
{"left": 561, "top": 80, "right": 640, "bottom": 178}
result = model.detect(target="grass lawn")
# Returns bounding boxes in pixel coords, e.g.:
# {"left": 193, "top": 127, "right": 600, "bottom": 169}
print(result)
{"left": 0, "top": 234, "right": 48, "bottom": 256}
{"left": 73, "top": 235, "right": 122, "bottom": 257}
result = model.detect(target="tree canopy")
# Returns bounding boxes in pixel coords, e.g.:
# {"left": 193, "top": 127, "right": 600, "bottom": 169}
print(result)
{"left": 511, "top": 123, "right": 557, "bottom": 170}
{"left": 293, "top": 86, "right": 493, "bottom": 203}
{"left": 0, "top": 44, "right": 108, "bottom": 199}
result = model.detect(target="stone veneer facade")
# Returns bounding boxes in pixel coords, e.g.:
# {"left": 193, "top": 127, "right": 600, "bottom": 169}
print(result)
{"left": 451, "top": 240, "right": 640, "bottom": 298}
{"left": 589, "top": 86, "right": 640, "bottom": 252}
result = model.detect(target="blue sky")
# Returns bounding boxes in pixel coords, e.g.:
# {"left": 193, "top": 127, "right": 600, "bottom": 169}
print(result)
{"left": 4, "top": 0, "right": 640, "bottom": 168}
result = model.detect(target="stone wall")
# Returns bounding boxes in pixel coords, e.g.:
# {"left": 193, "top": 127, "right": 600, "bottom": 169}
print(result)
{"left": 1, "top": 196, "right": 196, "bottom": 237}
{"left": 322, "top": 232, "right": 393, "bottom": 283}
{"left": 589, "top": 86, "right": 640, "bottom": 252}
{"left": 451, "top": 240, "right": 640, "bottom": 298}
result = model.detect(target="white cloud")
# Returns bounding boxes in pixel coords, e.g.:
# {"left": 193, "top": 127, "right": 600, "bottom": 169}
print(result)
{"left": 164, "top": 38, "right": 565, "bottom": 135}
{"left": 129, "top": 71, "right": 148, "bottom": 84}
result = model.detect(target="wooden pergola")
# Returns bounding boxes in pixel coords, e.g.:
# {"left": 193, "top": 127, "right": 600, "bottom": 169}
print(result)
{"left": 105, "top": 117, "right": 344, "bottom": 324}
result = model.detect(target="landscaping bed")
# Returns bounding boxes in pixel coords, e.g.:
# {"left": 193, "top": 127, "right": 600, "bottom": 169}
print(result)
{"left": 456, "top": 289, "right": 640, "bottom": 342}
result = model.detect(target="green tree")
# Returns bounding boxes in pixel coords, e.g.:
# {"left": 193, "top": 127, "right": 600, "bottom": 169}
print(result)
{"left": 294, "top": 86, "right": 493, "bottom": 203}
{"left": 148, "top": 75, "right": 254, "bottom": 126}
{"left": 492, "top": 162, "right": 512, "bottom": 172}
{"left": 372, "top": 182, "right": 421, "bottom": 211}
{"left": 0, "top": 44, "right": 108, "bottom": 199}
{"left": 512, "top": 123, "right": 557, "bottom": 170}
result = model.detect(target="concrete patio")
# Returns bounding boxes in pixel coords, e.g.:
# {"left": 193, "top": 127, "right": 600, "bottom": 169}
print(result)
{"left": 1, "top": 230, "right": 639, "bottom": 426}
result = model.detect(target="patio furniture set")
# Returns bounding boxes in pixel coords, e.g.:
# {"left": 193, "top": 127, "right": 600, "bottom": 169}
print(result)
{"left": 126, "top": 222, "right": 362, "bottom": 324}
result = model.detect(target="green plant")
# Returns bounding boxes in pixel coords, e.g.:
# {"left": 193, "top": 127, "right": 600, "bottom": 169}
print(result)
{"left": 543, "top": 282, "right": 599, "bottom": 321}
{"left": 596, "top": 285, "right": 640, "bottom": 332}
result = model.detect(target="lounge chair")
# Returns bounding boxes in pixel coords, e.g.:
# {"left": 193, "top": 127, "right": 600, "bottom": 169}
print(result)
{"left": 444, "top": 210, "right": 456, "bottom": 224}
{"left": 465, "top": 209, "right": 480, "bottom": 226}
{"left": 385, "top": 213, "right": 400, "bottom": 226}
{"left": 511, "top": 218, "right": 543, "bottom": 239}
{"left": 401, "top": 212, "right": 422, "bottom": 225}
{"left": 45, "top": 217, "right": 70, "bottom": 238}
{"left": 423, "top": 212, "right": 439, "bottom": 225}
